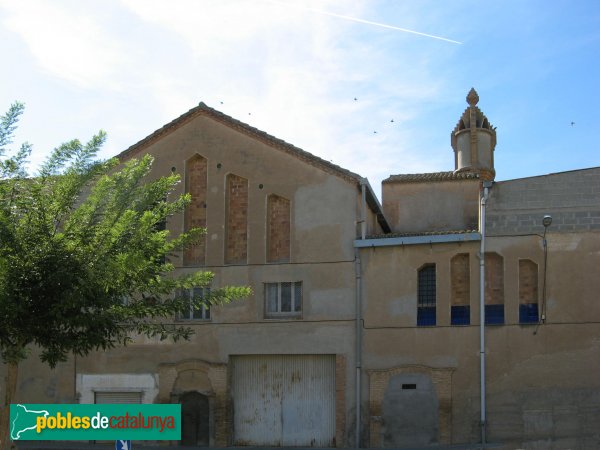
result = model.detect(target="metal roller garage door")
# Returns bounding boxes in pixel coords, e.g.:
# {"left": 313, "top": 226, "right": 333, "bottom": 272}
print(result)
{"left": 231, "top": 354, "right": 335, "bottom": 447}
{"left": 94, "top": 392, "right": 142, "bottom": 404}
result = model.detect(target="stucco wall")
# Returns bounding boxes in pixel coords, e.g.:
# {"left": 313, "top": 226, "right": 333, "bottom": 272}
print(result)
{"left": 124, "top": 114, "right": 360, "bottom": 264}
{"left": 4, "top": 111, "right": 364, "bottom": 447}
{"left": 359, "top": 231, "right": 600, "bottom": 448}
{"left": 382, "top": 179, "right": 480, "bottom": 233}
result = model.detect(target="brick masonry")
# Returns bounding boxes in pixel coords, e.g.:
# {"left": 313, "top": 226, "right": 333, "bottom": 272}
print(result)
{"left": 225, "top": 174, "right": 248, "bottom": 264}
{"left": 518, "top": 259, "right": 538, "bottom": 304}
{"left": 487, "top": 167, "right": 600, "bottom": 235}
{"left": 451, "top": 253, "right": 470, "bottom": 306}
{"left": 485, "top": 252, "right": 504, "bottom": 305}
{"left": 184, "top": 154, "right": 207, "bottom": 265}
{"left": 335, "top": 354, "right": 346, "bottom": 448}
{"left": 267, "top": 194, "right": 291, "bottom": 263}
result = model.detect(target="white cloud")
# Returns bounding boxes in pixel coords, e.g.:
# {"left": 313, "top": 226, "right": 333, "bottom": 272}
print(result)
{"left": 0, "top": 0, "right": 465, "bottom": 195}
{"left": 1, "top": 0, "right": 126, "bottom": 89}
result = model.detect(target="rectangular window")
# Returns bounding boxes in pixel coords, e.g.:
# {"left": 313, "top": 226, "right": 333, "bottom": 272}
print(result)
{"left": 265, "top": 282, "right": 302, "bottom": 317}
{"left": 179, "top": 287, "right": 211, "bottom": 320}
{"left": 417, "top": 264, "right": 436, "bottom": 326}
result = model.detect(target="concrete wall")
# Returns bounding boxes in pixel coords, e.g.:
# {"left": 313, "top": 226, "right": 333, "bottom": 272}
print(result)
{"left": 382, "top": 179, "right": 480, "bottom": 233}
{"left": 488, "top": 167, "right": 600, "bottom": 235}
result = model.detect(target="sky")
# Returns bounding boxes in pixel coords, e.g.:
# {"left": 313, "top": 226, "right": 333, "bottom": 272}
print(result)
{"left": 1, "top": 0, "right": 599, "bottom": 199}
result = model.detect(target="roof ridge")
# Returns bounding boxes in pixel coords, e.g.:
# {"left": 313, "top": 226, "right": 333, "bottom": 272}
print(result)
{"left": 114, "top": 101, "right": 391, "bottom": 233}
{"left": 367, "top": 229, "right": 478, "bottom": 239}
{"left": 383, "top": 171, "right": 480, "bottom": 184}
{"left": 117, "top": 102, "right": 363, "bottom": 185}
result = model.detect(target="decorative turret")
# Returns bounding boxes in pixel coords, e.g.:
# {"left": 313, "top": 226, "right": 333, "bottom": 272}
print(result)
{"left": 451, "top": 88, "right": 497, "bottom": 181}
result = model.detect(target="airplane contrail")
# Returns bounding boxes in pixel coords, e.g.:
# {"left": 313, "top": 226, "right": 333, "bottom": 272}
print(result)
{"left": 265, "top": 0, "right": 462, "bottom": 45}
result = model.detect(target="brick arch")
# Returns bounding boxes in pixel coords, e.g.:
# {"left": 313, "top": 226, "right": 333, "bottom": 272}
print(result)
{"left": 368, "top": 365, "right": 454, "bottom": 447}
{"left": 266, "top": 194, "right": 291, "bottom": 263}
{"left": 184, "top": 154, "right": 208, "bottom": 266}
{"left": 158, "top": 359, "right": 228, "bottom": 446}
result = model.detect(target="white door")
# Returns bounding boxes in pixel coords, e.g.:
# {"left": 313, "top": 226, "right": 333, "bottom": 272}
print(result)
{"left": 232, "top": 354, "right": 336, "bottom": 447}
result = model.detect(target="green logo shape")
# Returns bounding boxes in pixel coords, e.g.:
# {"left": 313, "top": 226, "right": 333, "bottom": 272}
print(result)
{"left": 10, "top": 404, "right": 180, "bottom": 441}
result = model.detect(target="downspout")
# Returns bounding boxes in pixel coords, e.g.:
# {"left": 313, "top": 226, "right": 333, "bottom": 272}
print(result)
{"left": 361, "top": 180, "right": 367, "bottom": 240}
{"left": 355, "top": 180, "right": 367, "bottom": 447}
{"left": 479, "top": 180, "right": 492, "bottom": 445}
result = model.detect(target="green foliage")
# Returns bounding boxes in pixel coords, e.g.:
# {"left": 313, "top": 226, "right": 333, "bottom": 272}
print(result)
{"left": 0, "top": 103, "right": 250, "bottom": 367}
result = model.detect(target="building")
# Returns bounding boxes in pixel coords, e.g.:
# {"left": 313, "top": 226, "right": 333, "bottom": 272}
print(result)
{"left": 4, "top": 89, "right": 600, "bottom": 449}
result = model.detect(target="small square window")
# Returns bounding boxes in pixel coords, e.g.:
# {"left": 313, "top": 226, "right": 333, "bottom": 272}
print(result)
{"left": 265, "top": 282, "right": 302, "bottom": 318}
{"left": 485, "top": 304, "right": 504, "bottom": 325}
{"left": 417, "top": 307, "right": 436, "bottom": 326}
{"left": 451, "top": 305, "right": 470, "bottom": 325}
{"left": 519, "top": 303, "right": 538, "bottom": 324}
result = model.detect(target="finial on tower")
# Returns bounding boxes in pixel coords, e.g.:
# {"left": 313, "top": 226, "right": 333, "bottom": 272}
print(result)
{"left": 451, "top": 88, "right": 497, "bottom": 181}
{"left": 466, "top": 88, "right": 479, "bottom": 106}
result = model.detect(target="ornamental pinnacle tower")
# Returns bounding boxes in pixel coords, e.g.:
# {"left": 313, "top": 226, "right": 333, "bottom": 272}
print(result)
{"left": 451, "top": 88, "right": 497, "bottom": 181}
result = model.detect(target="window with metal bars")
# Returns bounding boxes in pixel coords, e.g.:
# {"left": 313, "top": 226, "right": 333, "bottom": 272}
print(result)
{"left": 417, "top": 264, "right": 436, "bottom": 326}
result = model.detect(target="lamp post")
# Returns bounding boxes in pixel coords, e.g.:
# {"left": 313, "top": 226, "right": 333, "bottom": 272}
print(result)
{"left": 541, "top": 215, "right": 552, "bottom": 323}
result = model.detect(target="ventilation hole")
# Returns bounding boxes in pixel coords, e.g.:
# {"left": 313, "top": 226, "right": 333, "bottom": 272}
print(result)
{"left": 171, "top": 166, "right": 176, "bottom": 172}
{"left": 217, "top": 163, "right": 222, "bottom": 169}
{"left": 402, "top": 384, "right": 417, "bottom": 390}
{"left": 259, "top": 184, "right": 264, "bottom": 189}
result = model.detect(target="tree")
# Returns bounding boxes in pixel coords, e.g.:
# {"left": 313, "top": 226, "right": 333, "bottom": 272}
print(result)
{"left": 0, "top": 103, "right": 250, "bottom": 449}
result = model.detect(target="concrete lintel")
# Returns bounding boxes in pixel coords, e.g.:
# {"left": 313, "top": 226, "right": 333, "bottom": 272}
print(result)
{"left": 354, "top": 232, "right": 481, "bottom": 248}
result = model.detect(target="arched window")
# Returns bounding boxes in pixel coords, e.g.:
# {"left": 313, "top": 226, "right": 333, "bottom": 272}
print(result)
{"left": 417, "top": 264, "right": 436, "bottom": 326}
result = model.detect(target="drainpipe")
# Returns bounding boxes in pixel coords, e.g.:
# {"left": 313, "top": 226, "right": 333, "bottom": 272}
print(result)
{"left": 355, "top": 180, "right": 367, "bottom": 447}
{"left": 355, "top": 249, "right": 362, "bottom": 448}
{"left": 361, "top": 180, "right": 367, "bottom": 240}
{"left": 479, "top": 180, "right": 492, "bottom": 446}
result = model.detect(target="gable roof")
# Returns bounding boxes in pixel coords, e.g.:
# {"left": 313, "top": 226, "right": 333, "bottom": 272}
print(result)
{"left": 116, "top": 102, "right": 390, "bottom": 232}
